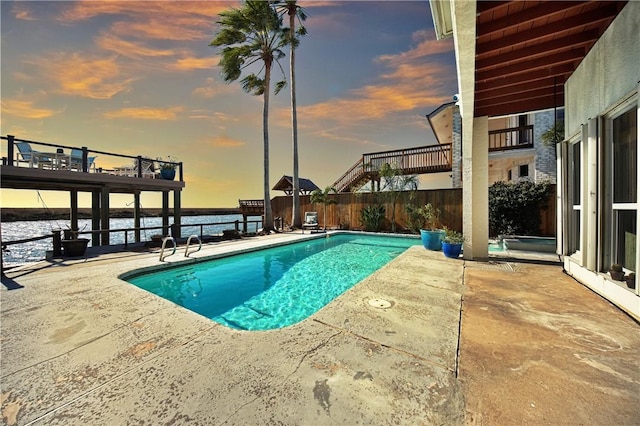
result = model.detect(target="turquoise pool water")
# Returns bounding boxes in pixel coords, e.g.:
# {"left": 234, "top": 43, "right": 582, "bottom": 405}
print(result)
{"left": 127, "top": 234, "right": 419, "bottom": 330}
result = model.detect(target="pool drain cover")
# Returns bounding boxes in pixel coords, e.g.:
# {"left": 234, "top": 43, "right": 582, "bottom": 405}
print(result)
{"left": 368, "top": 299, "right": 391, "bottom": 309}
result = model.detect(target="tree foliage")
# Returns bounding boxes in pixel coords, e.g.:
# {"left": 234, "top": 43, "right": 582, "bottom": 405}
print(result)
{"left": 488, "top": 180, "right": 552, "bottom": 236}
{"left": 310, "top": 186, "right": 337, "bottom": 230}
{"left": 541, "top": 120, "right": 564, "bottom": 146}
{"left": 379, "top": 162, "right": 418, "bottom": 232}
{"left": 360, "top": 204, "right": 386, "bottom": 232}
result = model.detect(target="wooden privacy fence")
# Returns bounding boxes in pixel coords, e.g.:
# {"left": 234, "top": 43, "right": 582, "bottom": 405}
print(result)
{"left": 271, "top": 185, "right": 557, "bottom": 237}
{"left": 272, "top": 189, "right": 464, "bottom": 233}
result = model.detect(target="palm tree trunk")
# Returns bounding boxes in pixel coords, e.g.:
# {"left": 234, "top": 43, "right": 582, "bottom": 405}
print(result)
{"left": 289, "top": 8, "right": 301, "bottom": 229}
{"left": 262, "top": 61, "right": 274, "bottom": 232}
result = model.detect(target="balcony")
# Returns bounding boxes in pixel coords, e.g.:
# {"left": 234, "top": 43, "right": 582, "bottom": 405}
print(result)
{"left": 489, "top": 125, "right": 534, "bottom": 152}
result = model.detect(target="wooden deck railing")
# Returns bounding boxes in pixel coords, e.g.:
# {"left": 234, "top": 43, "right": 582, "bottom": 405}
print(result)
{"left": 1, "top": 135, "right": 183, "bottom": 181}
{"left": 332, "top": 144, "right": 452, "bottom": 192}
{"left": 488, "top": 125, "right": 534, "bottom": 152}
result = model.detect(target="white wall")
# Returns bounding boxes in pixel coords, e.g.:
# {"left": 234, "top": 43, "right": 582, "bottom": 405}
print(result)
{"left": 565, "top": 2, "right": 640, "bottom": 136}
{"left": 563, "top": 1, "right": 640, "bottom": 321}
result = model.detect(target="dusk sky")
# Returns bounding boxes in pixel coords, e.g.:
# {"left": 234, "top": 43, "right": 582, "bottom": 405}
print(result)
{"left": 1, "top": 0, "right": 457, "bottom": 209}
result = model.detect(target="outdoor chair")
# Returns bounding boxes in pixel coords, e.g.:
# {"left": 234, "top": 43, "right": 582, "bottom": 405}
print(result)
{"left": 302, "top": 212, "right": 319, "bottom": 232}
{"left": 15, "top": 142, "right": 50, "bottom": 168}
{"left": 140, "top": 158, "right": 156, "bottom": 179}
{"left": 70, "top": 148, "right": 97, "bottom": 172}
{"left": 112, "top": 158, "right": 155, "bottom": 178}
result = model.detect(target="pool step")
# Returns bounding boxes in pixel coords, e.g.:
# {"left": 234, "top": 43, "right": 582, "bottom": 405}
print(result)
{"left": 218, "top": 300, "right": 277, "bottom": 330}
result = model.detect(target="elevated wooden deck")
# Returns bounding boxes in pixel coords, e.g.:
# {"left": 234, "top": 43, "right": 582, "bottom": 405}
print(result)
{"left": 332, "top": 144, "right": 452, "bottom": 192}
{"left": 1, "top": 135, "right": 185, "bottom": 248}
{"left": 1, "top": 165, "right": 184, "bottom": 193}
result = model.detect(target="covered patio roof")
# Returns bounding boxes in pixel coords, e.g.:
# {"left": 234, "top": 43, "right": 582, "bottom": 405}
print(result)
{"left": 434, "top": 1, "right": 628, "bottom": 118}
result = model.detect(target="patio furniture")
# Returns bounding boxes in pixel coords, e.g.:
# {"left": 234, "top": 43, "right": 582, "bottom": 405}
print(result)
{"left": 70, "top": 148, "right": 97, "bottom": 172}
{"left": 302, "top": 212, "right": 319, "bottom": 232}
{"left": 15, "top": 142, "right": 51, "bottom": 168}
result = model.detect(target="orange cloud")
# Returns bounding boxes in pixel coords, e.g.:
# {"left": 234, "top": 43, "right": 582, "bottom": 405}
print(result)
{"left": 12, "top": 4, "right": 36, "bottom": 21}
{"left": 95, "top": 33, "right": 179, "bottom": 58}
{"left": 58, "top": 1, "right": 236, "bottom": 41}
{"left": 208, "top": 135, "right": 245, "bottom": 148}
{"left": 376, "top": 31, "right": 454, "bottom": 65}
{"left": 0, "top": 99, "right": 59, "bottom": 119}
{"left": 191, "top": 78, "right": 236, "bottom": 99}
{"left": 26, "top": 52, "right": 133, "bottom": 99}
{"left": 169, "top": 57, "right": 219, "bottom": 71}
{"left": 295, "top": 28, "right": 455, "bottom": 126}
{"left": 103, "top": 106, "right": 184, "bottom": 120}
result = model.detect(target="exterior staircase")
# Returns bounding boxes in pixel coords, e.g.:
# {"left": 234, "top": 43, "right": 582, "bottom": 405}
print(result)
{"left": 332, "top": 144, "right": 453, "bottom": 192}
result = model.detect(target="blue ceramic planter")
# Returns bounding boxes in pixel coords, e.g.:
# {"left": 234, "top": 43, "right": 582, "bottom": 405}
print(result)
{"left": 442, "top": 242, "right": 462, "bottom": 258}
{"left": 420, "top": 229, "right": 444, "bottom": 251}
{"left": 160, "top": 168, "right": 176, "bottom": 180}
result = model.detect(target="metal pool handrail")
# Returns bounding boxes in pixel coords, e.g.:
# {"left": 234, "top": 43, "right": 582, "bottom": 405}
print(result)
{"left": 184, "top": 235, "right": 202, "bottom": 257}
{"left": 159, "top": 237, "right": 176, "bottom": 261}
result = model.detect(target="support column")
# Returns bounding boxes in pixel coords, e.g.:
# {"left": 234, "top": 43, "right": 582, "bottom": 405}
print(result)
{"left": 173, "top": 190, "right": 182, "bottom": 240}
{"left": 70, "top": 190, "right": 79, "bottom": 234}
{"left": 91, "top": 190, "right": 101, "bottom": 246}
{"left": 462, "top": 116, "right": 489, "bottom": 260}
{"left": 162, "top": 191, "right": 170, "bottom": 237}
{"left": 100, "top": 188, "right": 110, "bottom": 246}
{"left": 134, "top": 192, "right": 141, "bottom": 243}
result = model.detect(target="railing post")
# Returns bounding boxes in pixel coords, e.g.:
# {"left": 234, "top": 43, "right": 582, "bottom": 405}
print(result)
{"left": 52, "top": 230, "right": 62, "bottom": 256}
{"left": 235, "top": 220, "right": 239, "bottom": 232}
{"left": 179, "top": 162, "right": 184, "bottom": 182}
{"left": 136, "top": 156, "right": 143, "bottom": 178}
{"left": 7, "top": 135, "right": 15, "bottom": 167}
{"left": 82, "top": 146, "right": 89, "bottom": 172}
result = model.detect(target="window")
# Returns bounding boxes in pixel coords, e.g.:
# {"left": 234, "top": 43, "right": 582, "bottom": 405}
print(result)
{"left": 519, "top": 164, "right": 529, "bottom": 178}
{"left": 603, "top": 105, "right": 637, "bottom": 273}
{"left": 518, "top": 115, "right": 530, "bottom": 145}
{"left": 508, "top": 170, "right": 512, "bottom": 181}
{"left": 569, "top": 139, "right": 581, "bottom": 254}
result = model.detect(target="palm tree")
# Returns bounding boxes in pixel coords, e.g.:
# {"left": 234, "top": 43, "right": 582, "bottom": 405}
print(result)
{"left": 310, "top": 186, "right": 337, "bottom": 231}
{"left": 275, "top": 1, "right": 307, "bottom": 229}
{"left": 210, "top": 1, "right": 287, "bottom": 233}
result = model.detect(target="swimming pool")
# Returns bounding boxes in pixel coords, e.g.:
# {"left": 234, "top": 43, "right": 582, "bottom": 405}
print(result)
{"left": 126, "top": 233, "right": 419, "bottom": 330}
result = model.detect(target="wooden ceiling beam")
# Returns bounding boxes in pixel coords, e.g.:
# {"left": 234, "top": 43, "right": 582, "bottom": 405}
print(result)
{"left": 475, "top": 63, "right": 575, "bottom": 93}
{"left": 475, "top": 76, "right": 564, "bottom": 98}
{"left": 475, "top": 95, "right": 564, "bottom": 117}
{"left": 475, "top": 87, "right": 564, "bottom": 111}
{"left": 476, "top": 4, "right": 621, "bottom": 55}
{"left": 476, "top": 30, "right": 600, "bottom": 70}
{"left": 476, "top": 49, "right": 585, "bottom": 82}
{"left": 478, "top": 1, "right": 590, "bottom": 37}
{"left": 476, "top": 1, "right": 512, "bottom": 15}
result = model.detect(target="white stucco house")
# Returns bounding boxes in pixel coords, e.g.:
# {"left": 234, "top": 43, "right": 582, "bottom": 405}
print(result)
{"left": 429, "top": 0, "right": 639, "bottom": 320}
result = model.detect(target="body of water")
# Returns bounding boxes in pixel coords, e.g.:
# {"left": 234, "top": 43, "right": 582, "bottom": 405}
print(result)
{"left": 1, "top": 214, "right": 260, "bottom": 266}
{"left": 127, "top": 234, "right": 419, "bottom": 330}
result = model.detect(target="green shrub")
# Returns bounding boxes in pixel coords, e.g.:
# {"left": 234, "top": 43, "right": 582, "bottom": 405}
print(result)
{"left": 360, "top": 204, "right": 385, "bottom": 232}
{"left": 405, "top": 204, "right": 424, "bottom": 234}
{"left": 488, "top": 180, "right": 551, "bottom": 236}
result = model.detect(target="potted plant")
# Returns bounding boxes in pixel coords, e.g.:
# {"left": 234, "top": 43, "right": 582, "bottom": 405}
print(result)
{"left": 441, "top": 227, "right": 464, "bottom": 259}
{"left": 157, "top": 156, "right": 177, "bottom": 180}
{"left": 609, "top": 264, "right": 624, "bottom": 281}
{"left": 418, "top": 203, "right": 444, "bottom": 250}
{"left": 61, "top": 229, "right": 89, "bottom": 257}
{"left": 624, "top": 272, "right": 635, "bottom": 289}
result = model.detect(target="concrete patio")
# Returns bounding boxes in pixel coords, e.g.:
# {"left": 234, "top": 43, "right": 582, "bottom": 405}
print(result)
{"left": 1, "top": 233, "right": 638, "bottom": 425}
